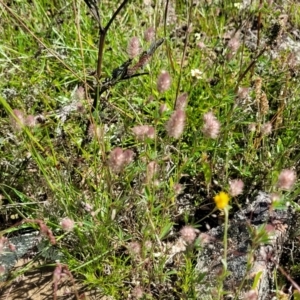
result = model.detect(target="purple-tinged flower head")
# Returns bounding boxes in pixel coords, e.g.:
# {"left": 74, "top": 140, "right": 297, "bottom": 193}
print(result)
{"left": 109, "top": 147, "right": 135, "bottom": 174}
{"left": 243, "top": 290, "right": 258, "bottom": 300}
{"left": 174, "top": 183, "right": 184, "bottom": 195}
{"left": 127, "top": 241, "right": 141, "bottom": 256}
{"left": 131, "top": 125, "right": 155, "bottom": 141}
{"left": 25, "top": 115, "right": 36, "bottom": 127}
{"left": 127, "top": 36, "right": 140, "bottom": 59}
{"left": 132, "top": 286, "right": 145, "bottom": 299}
{"left": 0, "top": 237, "right": 8, "bottom": 254}
{"left": 144, "top": 27, "right": 155, "bottom": 42}
{"left": 197, "top": 41, "right": 206, "bottom": 49}
{"left": 157, "top": 70, "right": 171, "bottom": 93}
{"left": 146, "top": 161, "right": 158, "bottom": 182}
{"left": 202, "top": 111, "right": 220, "bottom": 139}
{"left": 88, "top": 123, "right": 101, "bottom": 139}
{"left": 227, "top": 35, "right": 240, "bottom": 59}
{"left": 75, "top": 86, "right": 85, "bottom": 101}
{"left": 82, "top": 201, "right": 94, "bottom": 213}
{"left": 248, "top": 123, "right": 256, "bottom": 132}
{"left": 237, "top": 86, "right": 250, "bottom": 100}
{"left": 166, "top": 109, "right": 186, "bottom": 139}
{"left": 60, "top": 217, "right": 75, "bottom": 232}
{"left": 277, "top": 169, "right": 296, "bottom": 190}
{"left": 261, "top": 122, "right": 272, "bottom": 135}
{"left": 175, "top": 92, "right": 188, "bottom": 111}
{"left": 123, "top": 149, "right": 135, "bottom": 165}
{"left": 229, "top": 179, "right": 244, "bottom": 196}
{"left": 180, "top": 225, "right": 199, "bottom": 245}
{"left": 11, "top": 109, "right": 25, "bottom": 131}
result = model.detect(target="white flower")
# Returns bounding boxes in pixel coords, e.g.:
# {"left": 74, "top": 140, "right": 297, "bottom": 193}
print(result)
{"left": 191, "top": 69, "right": 203, "bottom": 79}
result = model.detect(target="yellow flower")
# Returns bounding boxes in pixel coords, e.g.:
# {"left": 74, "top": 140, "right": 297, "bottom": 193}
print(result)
{"left": 214, "top": 192, "right": 230, "bottom": 210}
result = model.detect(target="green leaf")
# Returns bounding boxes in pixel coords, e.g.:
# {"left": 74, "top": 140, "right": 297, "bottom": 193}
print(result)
{"left": 252, "top": 271, "right": 262, "bottom": 289}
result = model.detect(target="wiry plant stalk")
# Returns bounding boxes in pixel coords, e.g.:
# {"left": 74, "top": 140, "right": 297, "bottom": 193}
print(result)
{"left": 84, "top": 0, "right": 131, "bottom": 111}
{"left": 174, "top": 0, "right": 193, "bottom": 109}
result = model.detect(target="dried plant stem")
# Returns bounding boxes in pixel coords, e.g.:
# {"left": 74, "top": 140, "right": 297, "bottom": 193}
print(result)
{"left": 235, "top": 46, "right": 267, "bottom": 93}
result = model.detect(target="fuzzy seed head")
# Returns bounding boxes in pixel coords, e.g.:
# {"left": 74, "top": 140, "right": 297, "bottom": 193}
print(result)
{"left": 277, "top": 169, "right": 296, "bottom": 190}
{"left": 175, "top": 92, "right": 188, "bottom": 111}
{"left": 229, "top": 179, "right": 244, "bottom": 197}
{"left": 25, "top": 115, "right": 36, "bottom": 127}
{"left": 11, "top": 109, "right": 25, "bottom": 131}
{"left": 123, "top": 149, "right": 135, "bottom": 165}
{"left": 180, "top": 225, "right": 199, "bottom": 244}
{"left": 88, "top": 123, "right": 102, "bottom": 139}
{"left": 131, "top": 125, "right": 155, "bottom": 140}
{"left": 127, "top": 36, "right": 140, "bottom": 58}
{"left": 248, "top": 123, "right": 256, "bottom": 132}
{"left": 109, "top": 147, "right": 135, "bottom": 174}
{"left": 127, "top": 241, "right": 141, "bottom": 256}
{"left": 157, "top": 70, "right": 171, "bottom": 93}
{"left": 146, "top": 161, "right": 158, "bottom": 182}
{"left": 173, "top": 183, "right": 184, "bottom": 195}
{"left": 237, "top": 86, "right": 250, "bottom": 100}
{"left": 144, "top": 27, "right": 155, "bottom": 42}
{"left": 202, "top": 112, "right": 220, "bottom": 139}
{"left": 243, "top": 290, "right": 258, "bottom": 300}
{"left": 228, "top": 36, "right": 240, "bottom": 53}
{"left": 197, "top": 41, "right": 206, "bottom": 49}
{"left": 166, "top": 109, "right": 186, "bottom": 139}
{"left": 0, "top": 237, "right": 8, "bottom": 253}
{"left": 131, "top": 286, "right": 144, "bottom": 299}
{"left": 75, "top": 86, "right": 85, "bottom": 101}
{"left": 261, "top": 122, "right": 272, "bottom": 135}
{"left": 60, "top": 217, "right": 75, "bottom": 232}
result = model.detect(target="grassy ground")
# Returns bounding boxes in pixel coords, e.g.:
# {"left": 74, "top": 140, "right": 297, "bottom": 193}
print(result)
{"left": 1, "top": 0, "right": 300, "bottom": 299}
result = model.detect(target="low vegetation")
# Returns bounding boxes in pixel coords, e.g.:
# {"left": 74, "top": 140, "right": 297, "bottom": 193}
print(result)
{"left": 1, "top": 0, "right": 300, "bottom": 299}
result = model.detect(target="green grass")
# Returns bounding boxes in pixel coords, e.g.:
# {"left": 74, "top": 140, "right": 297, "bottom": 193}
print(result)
{"left": 1, "top": 0, "right": 300, "bottom": 299}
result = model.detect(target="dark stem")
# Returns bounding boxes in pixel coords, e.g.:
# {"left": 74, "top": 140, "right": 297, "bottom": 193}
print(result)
{"left": 235, "top": 46, "right": 267, "bottom": 93}
{"left": 93, "top": 0, "right": 131, "bottom": 111}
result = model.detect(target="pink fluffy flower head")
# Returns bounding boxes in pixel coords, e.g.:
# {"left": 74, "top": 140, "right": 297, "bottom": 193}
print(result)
{"left": 109, "top": 147, "right": 135, "bottom": 174}
{"left": 131, "top": 125, "right": 155, "bottom": 140}
{"left": 261, "top": 122, "right": 272, "bottom": 135}
{"left": 180, "top": 225, "right": 199, "bottom": 245}
{"left": 277, "top": 169, "right": 296, "bottom": 190}
{"left": 166, "top": 110, "right": 186, "bottom": 139}
{"left": 202, "top": 111, "right": 220, "bottom": 139}
{"left": 127, "top": 36, "right": 140, "bottom": 59}
{"left": 88, "top": 123, "right": 101, "bottom": 139}
{"left": 146, "top": 161, "right": 158, "bottom": 182}
{"left": 175, "top": 92, "right": 188, "bottom": 111}
{"left": 157, "top": 70, "right": 171, "bottom": 93}
{"left": 11, "top": 109, "right": 25, "bottom": 131}
{"left": 144, "top": 27, "right": 155, "bottom": 42}
{"left": 25, "top": 115, "right": 36, "bottom": 127}
{"left": 229, "top": 179, "right": 244, "bottom": 196}
{"left": 60, "top": 218, "right": 75, "bottom": 232}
